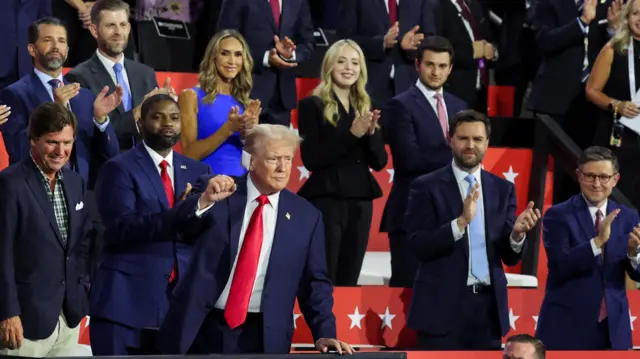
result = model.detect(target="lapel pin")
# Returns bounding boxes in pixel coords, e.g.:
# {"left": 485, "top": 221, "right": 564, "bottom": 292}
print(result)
{"left": 285, "top": 212, "right": 291, "bottom": 220}
{"left": 180, "top": 165, "right": 187, "bottom": 169}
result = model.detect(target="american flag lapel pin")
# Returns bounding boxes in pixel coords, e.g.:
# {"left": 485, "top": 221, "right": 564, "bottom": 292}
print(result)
{"left": 180, "top": 165, "right": 187, "bottom": 169}
{"left": 285, "top": 212, "right": 291, "bottom": 220}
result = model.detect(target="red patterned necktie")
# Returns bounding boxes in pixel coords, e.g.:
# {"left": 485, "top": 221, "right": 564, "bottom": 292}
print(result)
{"left": 225, "top": 194, "right": 270, "bottom": 328}
{"left": 388, "top": 0, "right": 398, "bottom": 24}
{"left": 595, "top": 209, "right": 607, "bottom": 322}
{"left": 159, "top": 160, "right": 177, "bottom": 282}
{"left": 270, "top": 0, "right": 281, "bottom": 29}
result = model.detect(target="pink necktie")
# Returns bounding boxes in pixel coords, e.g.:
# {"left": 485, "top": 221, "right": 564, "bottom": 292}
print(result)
{"left": 434, "top": 93, "right": 449, "bottom": 141}
{"left": 595, "top": 210, "right": 607, "bottom": 322}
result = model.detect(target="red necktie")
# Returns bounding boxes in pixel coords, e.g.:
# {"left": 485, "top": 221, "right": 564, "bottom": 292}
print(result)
{"left": 159, "top": 160, "right": 177, "bottom": 282}
{"left": 595, "top": 210, "right": 607, "bottom": 322}
{"left": 225, "top": 194, "right": 269, "bottom": 328}
{"left": 270, "top": 0, "right": 281, "bottom": 29}
{"left": 388, "top": 0, "right": 397, "bottom": 24}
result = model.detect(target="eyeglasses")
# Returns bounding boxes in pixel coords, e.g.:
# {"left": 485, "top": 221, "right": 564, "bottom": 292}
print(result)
{"left": 579, "top": 171, "right": 617, "bottom": 184}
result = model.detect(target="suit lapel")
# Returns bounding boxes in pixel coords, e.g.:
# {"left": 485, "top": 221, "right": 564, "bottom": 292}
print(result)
{"left": 480, "top": 170, "right": 498, "bottom": 241}
{"left": 279, "top": 0, "right": 295, "bottom": 34}
{"left": 62, "top": 172, "right": 78, "bottom": 250}
{"left": 444, "top": 92, "right": 461, "bottom": 119}
{"left": 124, "top": 59, "right": 145, "bottom": 108}
{"left": 23, "top": 160, "right": 65, "bottom": 247}
{"left": 441, "top": 166, "right": 469, "bottom": 258}
{"left": 573, "top": 195, "right": 597, "bottom": 242}
{"left": 603, "top": 199, "right": 620, "bottom": 267}
{"left": 27, "top": 72, "right": 53, "bottom": 105}
{"left": 258, "top": 0, "right": 277, "bottom": 32}
{"left": 263, "top": 190, "right": 294, "bottom": 288}
{"left": 172, "top": 154, "right": 187, "bottom": 203}
{"left": 134, "top": 144, "right": 170, "bottom": 210}
{"left": 410, "top": 86, "right": 447, "bottom": 142}
{"left": 89, "top": 54, "right": 122, "bottom": 114}
{"left": 377, "top": 0, "right": 391, "bottom": 27}
{"left": 228, "top": 180, "right": 248, "bottom": 266}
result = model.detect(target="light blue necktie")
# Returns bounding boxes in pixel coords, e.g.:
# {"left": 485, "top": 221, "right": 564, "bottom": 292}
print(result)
{"left": 113, "top": 63, "right": 132, "bottom": 111}
{"left": 464, "top": 174, "right": 490, "bottom": 282}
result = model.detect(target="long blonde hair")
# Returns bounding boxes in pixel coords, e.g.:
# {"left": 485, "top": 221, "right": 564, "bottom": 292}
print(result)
{"left": 612, "top": 0, "right": 639, "bottom": 54}
{"left": 198, "top": 29, "right": 253, "bottom": 107}
{"left": 312, "top": 40, "right": 371, "bottom": 126}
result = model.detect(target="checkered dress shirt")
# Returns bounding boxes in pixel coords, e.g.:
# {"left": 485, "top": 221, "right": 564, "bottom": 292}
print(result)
{"left": 34, "top": 160, "right": 69, "bottom": 246}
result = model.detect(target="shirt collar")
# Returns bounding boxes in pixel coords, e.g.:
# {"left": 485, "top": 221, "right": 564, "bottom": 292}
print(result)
{"left": 143, "top": 141, "right": 173, "bottom": 169}
{"left": 247, "top": 174, "right": 280, "bottom": 209}
{"left": 34, "top": 68, "right": 64, "bottom": 88}
{"left": 451, "top": 160, "right": 482, "bottom": 185}
{"left": 416, "top": 79, "right": 443, "bottom": 100}
{"left": 582, "top": 194, "right": 607, "bottom": 216}
{"left": 95, "top": 49, "right": 125, "bottom": 72}
{"left": 30, "top": 153, "right": 63, "bottom": 182}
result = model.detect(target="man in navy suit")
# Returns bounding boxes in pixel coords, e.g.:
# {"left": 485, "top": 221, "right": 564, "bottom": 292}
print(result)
{"left": 381, "top": 36, "right": 467, "bottom": 287}
{"left": 0, "top": 0, "right": 51, "bottom": 89}
{"left": 405, "top": 110, "right": 540, "bottom": 349}
{"left": 89, "top": 94, "right": 213, "bottom": 355}
{"left": 0, "top": 103, "right": 93, "bottom": 356}
{"left": 0, "top": 17, "right": 120, "bottom": 188}
{"left": 156, "top": 124, "right": 353, "bottom": 355}
{"left": 338, "top": 0, "right": 435, "bottom": 106}
{"left": 217, "top": 0, "right": 315, "bottom": 127}
{"left": 536, "top": 146, "right": 640, "bottom": 350}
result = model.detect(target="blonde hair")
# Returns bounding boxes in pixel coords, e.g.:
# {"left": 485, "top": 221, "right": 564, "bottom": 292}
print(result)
{"left": 198, "top": 29, "right": 253, "bottom": 107}
{"left": 312, "top": 39, "right": 371, "bottom": 126}
{"left": 612, "top": 0, "right": 639, "bottom": 54}
{"left": 245, "top": 124, "right": 302, "bottom": 155}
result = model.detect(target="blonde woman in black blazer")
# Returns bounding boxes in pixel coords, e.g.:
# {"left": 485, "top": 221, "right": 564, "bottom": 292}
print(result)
{"left": 297, "top": 39, "right": 388, "bottom": 286}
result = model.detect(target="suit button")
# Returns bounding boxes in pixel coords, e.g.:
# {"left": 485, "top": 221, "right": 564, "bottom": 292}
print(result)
{"left": 165, "top": 274, "right": 170, "bottom": 280}
{"left": 66, "top": 256, "right": 69, "bottom": 260}
{"left": 61, "top": 280, "right": 65, "bottom": 285}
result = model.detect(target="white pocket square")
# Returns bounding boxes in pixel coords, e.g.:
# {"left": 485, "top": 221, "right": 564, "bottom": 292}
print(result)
{"left": 75, "top": 202, "right": 84, "bottom": 211}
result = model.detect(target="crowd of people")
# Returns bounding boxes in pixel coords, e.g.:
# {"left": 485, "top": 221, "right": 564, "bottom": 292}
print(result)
{"left": 0, "top": 0, "right": 639, "bottom": 357}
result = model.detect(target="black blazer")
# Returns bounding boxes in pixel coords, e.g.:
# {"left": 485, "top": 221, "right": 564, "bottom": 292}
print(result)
{"left": 65, "top": 53, "right": 159, "bottom": 150}
{"left": 0, "top": 158, "right": 92, "bottom": 340}
{"left": 434, "top": 0, "right": 494, "bottom": 108}
{"left": 296, "top": 95, "right": 387, "bottom": 200}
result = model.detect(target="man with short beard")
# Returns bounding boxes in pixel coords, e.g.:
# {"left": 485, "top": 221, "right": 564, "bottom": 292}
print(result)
{"left": 90, "top": 94, "right": 214, "bottom": 355}
{"left": 405, "top": 110, "right": 541, "bottom": 350}
{"left": 66, "top": 0, "right": 172, "bottom": 151}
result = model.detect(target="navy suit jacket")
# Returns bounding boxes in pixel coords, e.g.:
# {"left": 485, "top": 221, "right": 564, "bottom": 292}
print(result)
{"left": 0, "top": 158, "right": 92, "bottom": 340}
{"left": 536, "top": 195, "right": 640, "bottom": 350}
{"left": 156, "top": 175, "right": 336, "bottom": 354}
{"left": 405, "top": 164, "right": 524, "bottom": 336}
{"left": 0, "top": 71, "right": 119, "bottom": 188}
{"left": 0, "top": 1, "right": 51, "bottom": 87}
{"left": 217, "top": 0, "right": 315, "bottom": 111}
{"left": 380, "top": 85, "right": 466, "bottom": 233}
{"left": 90, "top": 144, "right": 212, "bottom": 329}
{"left": 338, "top": 0, "right": 436, "bottom": 104}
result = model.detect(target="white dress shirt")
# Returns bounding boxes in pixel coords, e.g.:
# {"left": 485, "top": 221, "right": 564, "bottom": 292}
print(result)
{"left": 448, "top": 161, "right": 525, "bottom": 285}
{"left": 143, "top": 141, "right": 174, "bottom": 189}
{"left": 262, "top": 0, "right": 297, "bottom": 67}
{"left": 33, "top": 68, "right": 110, "bottom": 132}
{"left": 215, "top": 175, "right": 280, "bottom": 312}
{"left": 95, "top": 49, "right": 132, "bottom": 94}
{"left": 585, "top": 196, "right": 640, "bottom": 269}
{"left": 415, "top": 79, "right": 448, "bottom": 123}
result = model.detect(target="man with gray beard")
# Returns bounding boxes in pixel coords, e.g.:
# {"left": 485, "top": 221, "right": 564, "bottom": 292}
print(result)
{"left": 66, "top": 0, "right": 173, "bottom": 152}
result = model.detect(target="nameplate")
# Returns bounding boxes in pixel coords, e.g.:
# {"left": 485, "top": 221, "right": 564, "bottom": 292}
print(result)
{"left": 152, "top": 17, "right": 190, "bottom": 40}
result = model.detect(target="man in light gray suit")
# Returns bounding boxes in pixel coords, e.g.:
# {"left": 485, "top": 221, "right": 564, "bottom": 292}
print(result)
{"left": 65, "top": 0, "right": 173, "bottom": 152}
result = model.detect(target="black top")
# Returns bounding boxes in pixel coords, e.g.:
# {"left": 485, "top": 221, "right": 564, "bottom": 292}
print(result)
{"left": 604, "top": 39, "right": 640, "bottom": 102}
{"left": 296, "top": 95, "right": 388, "bottom": 200}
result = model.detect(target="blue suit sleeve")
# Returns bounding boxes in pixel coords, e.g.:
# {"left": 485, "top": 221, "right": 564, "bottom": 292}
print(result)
{"left": 89, "top": 93, "right": 119, "bottom": 163}
{"left": 95, "top": 161, "right": 208, "bottom": 247}
{"left": 542, "top": 207, "right": 599, "bottom": 284}
{"left": 407, "top": 176, "right": 458, "bottom": 261}
{"left": 297, "top": 212, "right": 337, "bottom": 342}
{"left": 0, "top": 89, "right": 30, "bottom": 163}
{"left": 499, "top": 183, "right": 526, "bottom": 266}
{"left": 0, "top": 176, "right": 20, "bottom": 321}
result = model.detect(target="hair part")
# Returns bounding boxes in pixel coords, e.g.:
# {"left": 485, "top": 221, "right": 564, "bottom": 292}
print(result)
{"left": 140, "top": 94, "right": 179, "bottom": 121}
{"left": 198, "top": 29, "right": 253, "bottom": 108}
{"left": 29, "top": 102, "right": 77, "bottom": 140}
{"left": 578, "top": 146, "right": 620, "bottom": 172}
{"left": 28, "top": 17, "right": 66, "bottom": 44}
{"left": 417, "top": 35, "right": 455, "bottom": 64}
{"left": 312, "top": 39, "right": 371, "bottom": 126}
{"left": 244, "top": 124, "right": 302, "bottom": 156}
{"left": 506, "top": 334, "right": 546, "bottom": 359}
{"left": 90, "top": 0, "right": 131, "bottom": 25}
{"left": 449, "top": 109, "right": 491, "bottom": 138}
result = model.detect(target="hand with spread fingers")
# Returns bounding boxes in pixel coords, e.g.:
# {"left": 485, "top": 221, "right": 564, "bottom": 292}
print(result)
{"left": 400, "top": 25, "right": 424, "bottom": 51}
{"left": 511, "top": 201, "right": 542, "bottom": 241}
{"left": 240, "top": 99, "right": 261, "bottom": 137}
{"left": 198, "top": 175, "right": 237, "bottom": 209}
{"left": 350, "top": 111, "right": 373, "bottom": 138}
{"left": 595, "top": 209, "right": 621, "bottom": 248}
{"left": 457, "top": 182, "right": 481, "bottom": 231}
{"left": 274, "top": 35, "right": 296, "bottom": 60}
{"left": 315, "top": 338, "right": 354, "bottom": 355}
{"left": 0, "top": 105, "right": 11, "bottom": 125}
{"left": 53, "top": 83, "right": 81, "bottom": 107}
{"left": 94, "top": 85, "right": 124, "bottom": 122}
{"left": 368, "top": 109, "right": 381, "bottom": 135}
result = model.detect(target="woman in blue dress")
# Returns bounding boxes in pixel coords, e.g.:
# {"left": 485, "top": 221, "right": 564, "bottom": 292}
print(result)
{"left": 178, "top": 29, "right": 261, "bottom": 175}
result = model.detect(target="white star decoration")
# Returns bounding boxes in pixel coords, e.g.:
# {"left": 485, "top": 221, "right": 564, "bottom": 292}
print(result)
{"left": 348, "top": 306, "right": 366, "bottom": 329}
{"left": 386, "top": 169, "right": 395, "bottom": 183}
{"left": 378, "top": 307, "right": 396, "bottom": 329}
{"left": 293, "top": 312, "right": 302, "bottom": 329}
{"left": 503, "top": 166, "right": 519, "bottom": 184}
{"left": 509, "top": 308, "right": 519, "bottom": 330}
{"left": 297, "top": 166, "right": 310, "bottom": 180}
{"left": 532, "top": 316, "right": 538, "bottom": 330}
{"left": 630, "top": 309, "right": 637, "bottom": 331}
